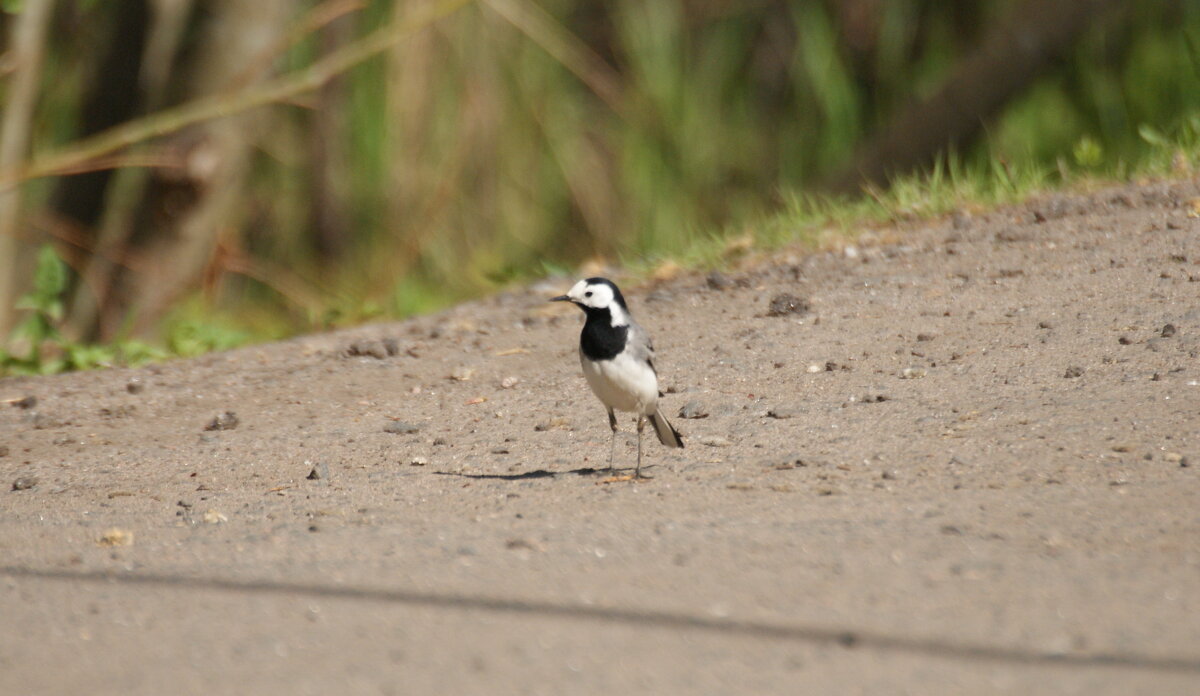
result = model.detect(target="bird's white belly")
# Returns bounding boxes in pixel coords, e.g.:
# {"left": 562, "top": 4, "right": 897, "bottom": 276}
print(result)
{"left": 580, "top": 351, "right": 659, "bottom": 415}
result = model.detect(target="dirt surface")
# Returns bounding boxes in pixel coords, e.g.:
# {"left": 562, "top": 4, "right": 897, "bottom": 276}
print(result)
{"left": 2, "top": 180, "right": 1199, "bottom": 695}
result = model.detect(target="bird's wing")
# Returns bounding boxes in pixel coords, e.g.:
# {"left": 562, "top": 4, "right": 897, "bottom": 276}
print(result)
{"left": 626, "top": 321, "right": 658, "bottom": 374}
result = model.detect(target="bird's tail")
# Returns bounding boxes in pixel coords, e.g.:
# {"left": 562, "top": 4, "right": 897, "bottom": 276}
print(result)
{"left": 648, "top": 409, "right": 684, "bottom": 448}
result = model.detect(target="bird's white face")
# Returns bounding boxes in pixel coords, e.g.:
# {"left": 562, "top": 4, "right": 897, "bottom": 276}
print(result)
{"left": 566, "top": 279, "right": 616, "bottom": 310}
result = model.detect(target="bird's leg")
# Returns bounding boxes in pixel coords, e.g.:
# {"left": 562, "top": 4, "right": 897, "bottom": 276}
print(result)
{"left": 635, "top": 415, "right": 645, "bottom": 478}
{"left": 607, "top": 408, "right": 618, "bottom": 472}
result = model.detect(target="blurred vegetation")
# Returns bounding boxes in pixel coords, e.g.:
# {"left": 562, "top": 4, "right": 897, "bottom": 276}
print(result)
{"left": 0, "top": 0, "right": 1198, "bottom": 375}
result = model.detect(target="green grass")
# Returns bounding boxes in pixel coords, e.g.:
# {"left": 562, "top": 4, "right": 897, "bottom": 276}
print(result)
{"left": 5, "top": 126, "right": 1196, "bottom": 379}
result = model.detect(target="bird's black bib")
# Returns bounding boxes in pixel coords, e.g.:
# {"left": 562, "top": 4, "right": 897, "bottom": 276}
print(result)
{"left": 579, "top": 308, "right": 628, "bottom": 361}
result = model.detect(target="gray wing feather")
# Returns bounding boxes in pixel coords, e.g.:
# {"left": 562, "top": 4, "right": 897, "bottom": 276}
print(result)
{"left": 625, "top": 320, "right": 657, "bottom": 374}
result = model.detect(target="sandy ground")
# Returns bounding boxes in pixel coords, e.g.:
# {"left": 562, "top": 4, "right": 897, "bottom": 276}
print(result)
{"left": 2, "top": 179, "right": 1199, "bottom": 695}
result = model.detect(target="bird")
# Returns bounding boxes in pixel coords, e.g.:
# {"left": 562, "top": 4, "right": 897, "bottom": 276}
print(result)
{"left": 551, "top": 277, "right": 683, "bottom": 478}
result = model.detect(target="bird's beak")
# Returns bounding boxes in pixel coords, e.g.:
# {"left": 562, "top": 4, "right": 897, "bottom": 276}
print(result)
{"left": 550, "top": 294, "right": 571, "bottom": 303}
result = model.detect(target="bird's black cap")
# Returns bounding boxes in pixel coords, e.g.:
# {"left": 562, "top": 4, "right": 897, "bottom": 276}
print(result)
{"left": 584, "top": 277, "right": 628, "bottom": 309}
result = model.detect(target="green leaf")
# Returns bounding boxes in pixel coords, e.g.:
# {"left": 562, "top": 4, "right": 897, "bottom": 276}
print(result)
{"left": 31, "top": 245, "right": 68, "bottom": 300}
{"left": 1138, "top": 124, "right": 1170, "bottom": 148}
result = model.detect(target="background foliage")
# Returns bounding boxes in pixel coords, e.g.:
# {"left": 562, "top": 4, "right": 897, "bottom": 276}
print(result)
{"left": 0, "top": 0, "right": 1198, "bottom": 374}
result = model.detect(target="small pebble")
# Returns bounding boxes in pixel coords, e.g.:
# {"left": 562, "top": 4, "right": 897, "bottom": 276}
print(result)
{"left": 202, "top": 509, "right": 227, "bottom": 524}
{"left": 764, "top": 454, "right": 807, "bottom": 469}
{"left": 900, "top": 367, "right": 927, "bottom": 379}
{"left": 204, "top": 411, "right": 239, "bottom": 431}
{"left": 699, "top": 435, "right": 732, "bottom": 447}
{"left": 916, "top": 333, "right": 935, "bottom": 342}
{"left": 12, "top": 475, "right": 38, "bottom": 491}
{"left": 384, "top": 421, "right": 421, "bottom": 434}
{"left": 344, "top": 339, "right": 390, "bottom": 359}
{"left": 410, "top": 456, "right": 428, "bottom": 466}
{"left": 1118, "top": 336, "right": 1133, "bottom": 345}
{"left": 534, "top": 417, "right": 570, "bottom": 431}
{"left": 0, "top": 445, "right": 8, "bottom": 457}
{"left": 490, "top": 447, "right": 510, "bottom": 455}
{"left": 767, "top": 294, "right": 810, "bottom": 317}
{"left": 767, "top": 407, "right": 801, "bottom": 419}
{"left": 499, "top": 376, "right": 520, "bottom": 389}
{"left": 1038, "top": 321, "right": 1053, "bottom": 329}
{"left": 1063, "top": 366, "right": 1085, "bottom": 379}
{"left": 12, "top": 395, "right": 36, "bottom": 410}
{"left": 125, "top": 379, "right": 144, "bottom": 394}
{"left": 706, "top": 271, "right": 736, "bottom": 291}
{"left": 97, "top": 528, "right": 133, "bottom": 547}
{"left": 306, "top": 461, "right": 330, "bottom": 481}
{"left": 1163, "top": 452, "right": 1184, "bottom": 464}
{"left": 1161, "top": 323, "right": 1177, "bottom": 338}
{"left": 449, "top": 366, "right": 476, "bottom": 382}
{"left": 806, "top": 363, "right": 823, "bottom": 374}
{"left": 678, "top": 401, "right": 709, "bottom": 419}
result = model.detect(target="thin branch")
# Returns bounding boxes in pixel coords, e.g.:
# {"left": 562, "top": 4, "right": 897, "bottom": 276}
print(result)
{"left": 225, "top": 0, "right": 367, "bottom": 92}
{"left": 481, "top": 0, "right": 626, "bottom": 118}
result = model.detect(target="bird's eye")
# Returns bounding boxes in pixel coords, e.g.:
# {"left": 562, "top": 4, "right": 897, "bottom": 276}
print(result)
{"left": 584, "top": 291, "right": 593, "bottom": 298}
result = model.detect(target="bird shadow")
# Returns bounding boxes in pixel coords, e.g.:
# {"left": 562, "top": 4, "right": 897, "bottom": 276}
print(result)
{"left": 434, "top": 465, "right": 654, "bottom": 481}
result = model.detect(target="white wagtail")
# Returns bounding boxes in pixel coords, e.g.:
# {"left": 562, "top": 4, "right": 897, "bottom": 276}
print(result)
{"left": 551, "top": 277, "right": 683, "bottom": 477}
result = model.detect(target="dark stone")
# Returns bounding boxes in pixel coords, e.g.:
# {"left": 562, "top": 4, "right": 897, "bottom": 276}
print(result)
{"left": 204, "top": 411, "right": 239, "bottom": 431}
{"left": 12, "top": 476, "right": 38, "bottom": 491}
{"left": 706, "top": 271, "right": 736, "bottom": 291}
{"left": 384, "top": 421, "right": 421, "bottom": 435}
{"left": 767, "top": 294, "right": 810, "bottom": 317}
{"left": 345, "top": 339, "right": 390, "bottom": 359}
